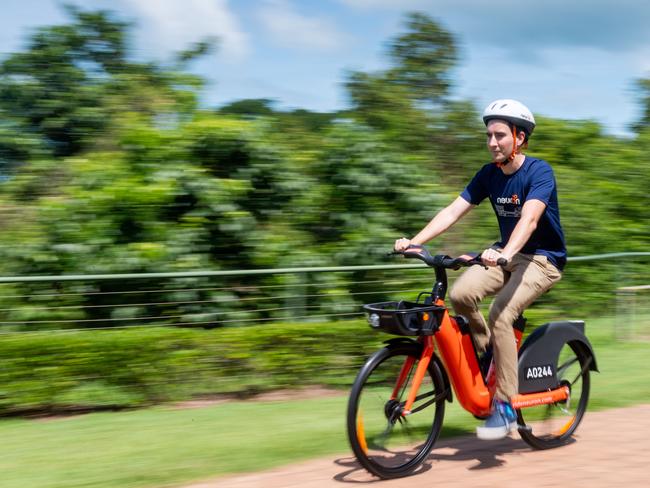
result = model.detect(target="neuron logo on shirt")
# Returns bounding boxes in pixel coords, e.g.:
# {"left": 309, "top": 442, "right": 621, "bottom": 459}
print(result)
{"left": 496, "top": 194, "right": 520, "bottom": 205}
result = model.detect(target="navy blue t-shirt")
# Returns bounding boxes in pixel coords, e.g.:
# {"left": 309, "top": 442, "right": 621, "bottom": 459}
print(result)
{"left": 460, "top": 156, "right": 567, "bottom": 271}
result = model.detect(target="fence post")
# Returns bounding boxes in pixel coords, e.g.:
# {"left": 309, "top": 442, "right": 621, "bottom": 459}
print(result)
{"left": 284, "top": 272, "right": 307, "bottom": 321}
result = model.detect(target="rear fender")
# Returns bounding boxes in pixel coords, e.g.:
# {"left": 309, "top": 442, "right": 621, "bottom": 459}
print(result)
{"left": 384, "top": 338, "right": 453, "bottom": 403}
{"left": 517, "top": 321, "right": 598, "bottom": 395}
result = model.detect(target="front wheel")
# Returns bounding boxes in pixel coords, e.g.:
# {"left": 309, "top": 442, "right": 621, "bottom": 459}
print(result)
{"left": 517, "top": 341, "right": 591, "bottom": 449}
{"left": 347, "top": 342, "right": 447, "bottom": 479}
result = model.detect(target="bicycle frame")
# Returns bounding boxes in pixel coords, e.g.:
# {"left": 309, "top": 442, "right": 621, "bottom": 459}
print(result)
{"left": 396, "top": 299, "right": 569, "bottom": 418}
{"left": 350, "top": 248, "right": 597, "bottom": 479}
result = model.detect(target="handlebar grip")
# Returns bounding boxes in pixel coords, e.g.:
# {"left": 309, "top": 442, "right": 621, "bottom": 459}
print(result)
{"left": 496, "top": 257, "right": 508, "bottom": 267}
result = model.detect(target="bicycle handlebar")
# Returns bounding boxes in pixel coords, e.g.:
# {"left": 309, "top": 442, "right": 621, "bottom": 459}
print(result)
{"left": 392, "top": 245, "right": 508, "bottom": 269}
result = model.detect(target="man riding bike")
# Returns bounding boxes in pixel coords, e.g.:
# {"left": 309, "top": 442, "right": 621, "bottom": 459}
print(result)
{"left": 394, "top": 99, "right": 566, "bottom": 440}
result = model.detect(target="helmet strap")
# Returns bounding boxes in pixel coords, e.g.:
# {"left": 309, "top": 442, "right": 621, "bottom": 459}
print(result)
{"left": 494, "top": 125, "right": 520, "bottom": 168}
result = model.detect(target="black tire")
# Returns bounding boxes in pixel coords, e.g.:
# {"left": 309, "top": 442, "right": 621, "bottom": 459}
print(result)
{"left": 517, "top": 341, "right": 591, "bottom": 449}
{"left": 347, "top": 342, "right": 447, "bottom": 479}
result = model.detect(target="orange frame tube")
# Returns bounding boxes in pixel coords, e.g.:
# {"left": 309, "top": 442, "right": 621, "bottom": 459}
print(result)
{"left": 511, "top": 385, "right": 569, "bottom": 409}
{"left": 434, "top": 306, "right": 492, "bottom": 417}
{"left": 390, "top": 355, "right": 416, "bottom": 400}
{"left": 402, "top": 336, "right": 434, "bottom": 414}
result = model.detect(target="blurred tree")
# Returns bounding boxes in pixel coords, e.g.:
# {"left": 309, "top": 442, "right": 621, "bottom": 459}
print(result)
{"left": 219, "top": 99, "right": 337, "bottom": 134}
{"left": 387, "top": 12, "right": 458, "bottom": 106}
{"left": 347, "top": 12, "right": 457, "bottom": 115}
{"left": 632, "top": 78, "right": 650, "bottom": 132}
{"left": 0, "top": 6, "right": 203, "bottom": 160}
{"left": 175, "top": 38, "right": 218, "bottom": 66}
{"left": 219, "top": 98, "right": 276, "bottom": 117}
{"left": 298, "top": 121, "right": 448, "bottom": 259}
{"left": 0, "top": 5, "right": 647, "bottom": 331}
{"left": 345, "top": 71, "right": 431, "bottom": 149}
{"left": 278, "top": 109, "right": 338, "bottom": 132}
{"left": 344, "top": 11, "right": 480, "bottom": 185}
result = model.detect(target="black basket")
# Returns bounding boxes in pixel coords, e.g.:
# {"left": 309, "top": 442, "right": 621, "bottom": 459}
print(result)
{"left": 363, "top": 300, "right": 445, "bottom": 336}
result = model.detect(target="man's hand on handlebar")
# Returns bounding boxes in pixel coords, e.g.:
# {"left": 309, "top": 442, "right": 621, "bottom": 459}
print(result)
{"left": 481, "top": 248, "right": 509, "bottom": 267}
{"left": 391, "top": 241, "right": 509, "bottom": 268}
{"left": 394, "top": 237, "right": 415, "bottom": 252}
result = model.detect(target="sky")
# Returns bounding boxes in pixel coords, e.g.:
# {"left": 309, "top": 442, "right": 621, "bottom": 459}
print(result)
{"left": 1, "top": 0, "right": 649, "bottom": 137}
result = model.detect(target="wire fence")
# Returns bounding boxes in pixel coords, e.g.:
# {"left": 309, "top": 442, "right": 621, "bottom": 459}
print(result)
{"left": 0, "top": 252, "right": 649, "bottom": 415}
{"left": 0, "top": 252, "right": 649, "bottom": 336}
{"left": 0, "top": 270, "right": 433, "bottom": 333}
{"left": 616, "top": 285, "right": 650, "bottom": 340}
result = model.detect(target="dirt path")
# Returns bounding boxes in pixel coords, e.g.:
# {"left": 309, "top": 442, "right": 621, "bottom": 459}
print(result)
{"left": 185, "top": 404, "right": 650, "bottom": 488}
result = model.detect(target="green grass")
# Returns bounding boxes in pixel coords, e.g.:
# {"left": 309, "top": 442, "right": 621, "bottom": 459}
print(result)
{"left": 1, "top": 316, "right": 648, "bottom": 488}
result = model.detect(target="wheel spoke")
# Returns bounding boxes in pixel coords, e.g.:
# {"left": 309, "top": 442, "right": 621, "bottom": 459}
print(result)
{"left": 408, "top": 389, "right": 450, "bottom": 414}
{"left": 569, "top": 356, "right": 592, "bottom": 386}
{"left": 557, "top": 356, "right": 579, "bottom": 378}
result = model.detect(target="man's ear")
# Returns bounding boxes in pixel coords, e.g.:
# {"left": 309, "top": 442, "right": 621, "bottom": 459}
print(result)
{"left": 516, "top": 129, "right": 527, "bottom": 149}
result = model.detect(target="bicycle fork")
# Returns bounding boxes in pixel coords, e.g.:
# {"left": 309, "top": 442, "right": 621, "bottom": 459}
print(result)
{"left": 390, "top": 336, "right": 435, "bottom": 415}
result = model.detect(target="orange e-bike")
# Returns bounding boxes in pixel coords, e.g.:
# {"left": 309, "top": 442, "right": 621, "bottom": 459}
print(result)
{"left": 346, "top": 245, "right": 598, "bottom": 479}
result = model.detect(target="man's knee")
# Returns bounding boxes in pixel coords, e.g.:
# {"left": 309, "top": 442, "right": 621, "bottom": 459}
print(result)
{"left": 449, "top": 285, "right": 478, "bottom": 309}
{"left": 488, "top": 304, "right": 521, "bottom": 329}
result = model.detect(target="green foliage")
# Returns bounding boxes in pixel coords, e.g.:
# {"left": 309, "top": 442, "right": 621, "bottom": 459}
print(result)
{"left": 346, "top": 71, "right": 431, "bottom": 148}
{"left": 219, "top": 98, "right": 276, "bottom": 116}
{"left": 218, "top": 98, "right": 339, "bottom": 135}
{"left": 0, "top": 6, "right": 648, "bottom": 330}
{"left": 0, "top": 6, "right": 201, "bottom": 160}
{"left": 2, "top": 311, "right": 634, "bottom": 416}
{"left": 0, "top": 321, "right": 384, "bottom": 414}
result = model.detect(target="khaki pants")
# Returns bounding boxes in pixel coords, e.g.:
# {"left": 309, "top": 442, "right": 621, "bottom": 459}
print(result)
{"left": 449, "top": 254, "right": 562, "bottom": 402}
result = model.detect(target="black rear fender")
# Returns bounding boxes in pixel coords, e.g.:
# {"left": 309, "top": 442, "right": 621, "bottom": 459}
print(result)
{"left": 518, "top": 321, "right": 598, "bottom": 395}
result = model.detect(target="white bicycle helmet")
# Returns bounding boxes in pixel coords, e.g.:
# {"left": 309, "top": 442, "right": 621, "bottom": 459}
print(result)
{"left": 483, "top": 99, "right": 536, "bottom": 136}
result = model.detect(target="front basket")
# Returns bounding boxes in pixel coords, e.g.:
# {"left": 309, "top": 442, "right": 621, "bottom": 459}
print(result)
{"left": 363, "top": 301, "right": 445, "bottom": 336}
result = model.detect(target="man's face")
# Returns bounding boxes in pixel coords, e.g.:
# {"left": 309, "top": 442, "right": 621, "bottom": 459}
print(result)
{"left": 486, "top": 119, "right": 515, "bottom": 163}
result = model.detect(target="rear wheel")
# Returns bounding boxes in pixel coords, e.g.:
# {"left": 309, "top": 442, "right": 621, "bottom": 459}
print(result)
{"left": 347, "top": 342, "right": 447, "bottom": 479}
{"left": 517, "top": 341, "right": 591, "bottom": 449}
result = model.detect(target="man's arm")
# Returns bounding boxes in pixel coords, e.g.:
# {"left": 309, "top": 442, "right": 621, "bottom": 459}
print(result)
{"left": 395, "top": 196, "right": 474, "bottom": 250}
{"left": 482, "top": 199, "right": 546, "bottom": 265}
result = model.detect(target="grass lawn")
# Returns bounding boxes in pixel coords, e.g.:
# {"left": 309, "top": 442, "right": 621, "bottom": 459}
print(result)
{"left": 1, "top": 317, "right": 648, "bottom": 488}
